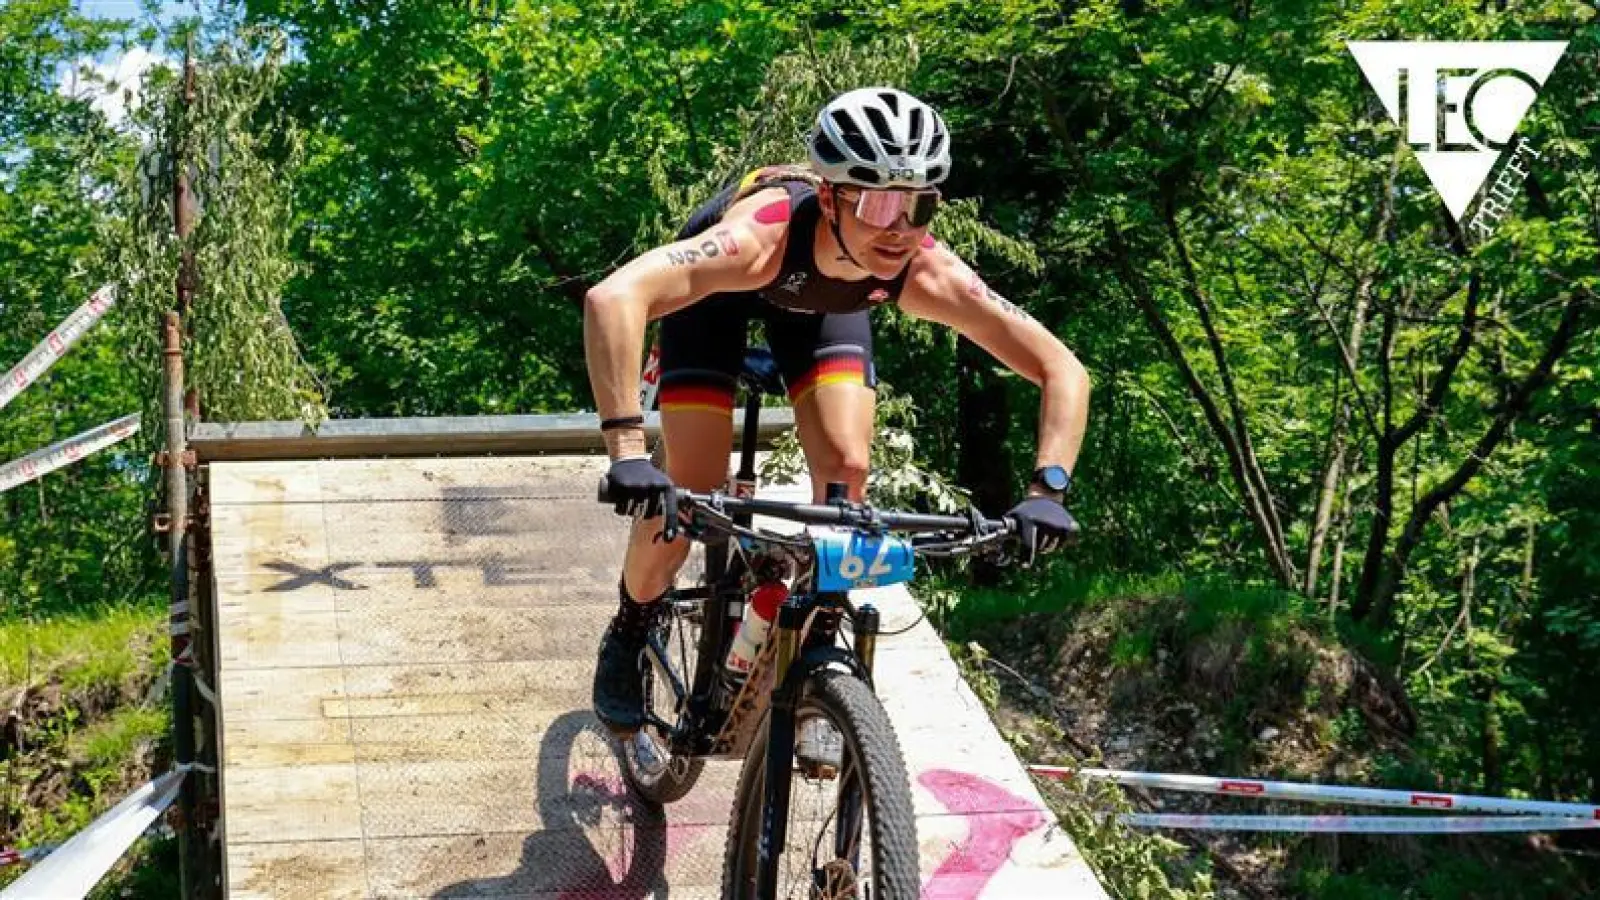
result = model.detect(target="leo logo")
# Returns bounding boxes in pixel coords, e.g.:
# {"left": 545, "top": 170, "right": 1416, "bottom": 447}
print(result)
{"left": 886, "top": 167, "right": 916, "bottom": 182}
{"left": 1348, "top": 41, "right": 1566, "bottom": 232}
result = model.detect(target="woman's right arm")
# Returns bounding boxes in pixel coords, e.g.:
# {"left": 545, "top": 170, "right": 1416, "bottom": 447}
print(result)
{"left": 583, "top": 188, "right": 790, "bottom": 460}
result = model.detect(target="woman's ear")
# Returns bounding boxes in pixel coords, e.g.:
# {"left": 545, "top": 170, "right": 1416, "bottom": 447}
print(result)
{"left": 818, "top": 182, "right": 837, "bottom": 223}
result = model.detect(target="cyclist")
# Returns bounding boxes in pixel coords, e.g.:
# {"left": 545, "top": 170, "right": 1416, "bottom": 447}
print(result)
{"left": 583, "top": 87, "right": 1090, "bottom": 736}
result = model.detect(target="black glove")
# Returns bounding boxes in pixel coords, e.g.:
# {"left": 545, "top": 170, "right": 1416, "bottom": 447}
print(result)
{"left": 605, "top": 456, "right": 674, "bottom": 519}
{"left": 1007, "top": 496, "right": 1079, "bottom": 566}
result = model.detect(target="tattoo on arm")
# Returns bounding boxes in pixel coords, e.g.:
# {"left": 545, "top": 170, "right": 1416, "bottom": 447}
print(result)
{"left": 665, "top": 229, "right": 741, "bottom": 267}
{"left": 966, "top": 272, "right": 1034, "bottom": 321}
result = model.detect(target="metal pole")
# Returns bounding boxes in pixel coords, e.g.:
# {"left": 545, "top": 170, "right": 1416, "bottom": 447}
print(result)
{"left": 168, "top": 41, "right": 203, "bottom": 900}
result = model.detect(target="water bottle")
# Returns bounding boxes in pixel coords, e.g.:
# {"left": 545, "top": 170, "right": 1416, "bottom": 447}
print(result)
{"left": 724, "top": 580, "right": 789, "bottom": 680}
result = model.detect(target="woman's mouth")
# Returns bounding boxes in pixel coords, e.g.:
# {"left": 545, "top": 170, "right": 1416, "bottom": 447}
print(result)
{"left": 873, "top": 245, "right": 910, "bottom": 262}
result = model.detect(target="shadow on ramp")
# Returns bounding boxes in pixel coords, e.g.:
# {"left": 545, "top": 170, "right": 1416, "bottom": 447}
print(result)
{"left": 433, "top": 710, "right": 677, "bottom": 899}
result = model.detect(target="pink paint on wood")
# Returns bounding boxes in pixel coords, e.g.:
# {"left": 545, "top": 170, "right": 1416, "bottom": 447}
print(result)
{"left": 919, "top": 769, "right": 1048, "bottom": 900}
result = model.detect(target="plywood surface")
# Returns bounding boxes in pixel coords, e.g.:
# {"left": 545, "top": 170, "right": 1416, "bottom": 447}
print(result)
{"left": 211, "top": 455, "right": 1105, "bottom": 899}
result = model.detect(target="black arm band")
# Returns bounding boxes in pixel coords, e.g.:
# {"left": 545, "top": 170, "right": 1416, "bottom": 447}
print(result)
{"left": 600, "top": 415, "right": 645, "bottom": 431}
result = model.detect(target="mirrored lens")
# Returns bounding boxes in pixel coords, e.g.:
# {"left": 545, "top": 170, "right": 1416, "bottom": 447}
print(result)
{"left": 905, "top": 192, "right": 939, "bottom": 228}
{"left": 853, "top": 190, "right": 940, "bottom": 229}
{"left": 854, "top": 190, "right": 908, "bottom": 228}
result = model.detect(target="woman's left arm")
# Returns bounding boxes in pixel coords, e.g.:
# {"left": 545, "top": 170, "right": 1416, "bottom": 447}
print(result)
{"left": 898, "top": 243, "right": 1091, "bottom": 480}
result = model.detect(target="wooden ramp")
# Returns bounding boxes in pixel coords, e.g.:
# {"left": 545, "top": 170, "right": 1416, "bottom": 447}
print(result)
{"left": 209, "top": 455, "right": 1107, "bottom": 899}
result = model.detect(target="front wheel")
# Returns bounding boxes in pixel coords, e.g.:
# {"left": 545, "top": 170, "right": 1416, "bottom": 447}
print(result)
{"left": 721, "top": 671, "right": 920, "bottom": 900}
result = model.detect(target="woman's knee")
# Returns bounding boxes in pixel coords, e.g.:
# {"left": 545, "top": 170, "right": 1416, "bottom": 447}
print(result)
{"left": 660, "top": 412, "right": 734, "bottom": 491}
{"left": 811, "top": 443, "right": 871, "bottom": 487}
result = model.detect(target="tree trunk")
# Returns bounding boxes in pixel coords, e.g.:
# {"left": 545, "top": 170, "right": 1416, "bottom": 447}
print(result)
{"left": 1359, "top": 293, "right": 1589, "bottom": 625}
{"left": 1327, "top": 470, "right": 1354, "bottom": 625}
{"left": 1107, "top": 224, "right": 1297, "bottom": 587}
{"left": 1163, "top": 200, "right": 1295, "bottom": 585}
{"left": 957, "top": 336, "right": 1010, "bottom": 586}
{"left": 1307, "top": 152, "right": 1394, "bottom": 599}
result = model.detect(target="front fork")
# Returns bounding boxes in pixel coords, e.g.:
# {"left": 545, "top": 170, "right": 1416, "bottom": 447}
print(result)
{"left": 754, "top": 593, "right": 881, "bottom": 899}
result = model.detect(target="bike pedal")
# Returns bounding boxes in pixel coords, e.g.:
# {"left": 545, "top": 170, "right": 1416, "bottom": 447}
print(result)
{"left": 630, "top": 731, "right": 669, "bottom": 779}
{"left": 798, "top": 761, "right": 839, "bottom": 781}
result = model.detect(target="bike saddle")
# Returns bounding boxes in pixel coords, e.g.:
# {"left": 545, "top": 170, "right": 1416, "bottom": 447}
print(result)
{"left": 738, "top": 346, "right": 786, "bottom": 398}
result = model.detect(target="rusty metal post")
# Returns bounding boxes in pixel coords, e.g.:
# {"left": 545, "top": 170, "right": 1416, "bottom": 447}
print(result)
{"left": 163, "top": 312, "right": 197, "bottom": 900}
{"left": 167, "top": 40, "right": 214, "bottom": 900}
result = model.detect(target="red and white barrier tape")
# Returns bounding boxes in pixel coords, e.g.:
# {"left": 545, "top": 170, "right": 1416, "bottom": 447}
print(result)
{"left": 0, "top": 845, "right": 58, "bottom": 868}
{"left": 0, "top": 285, "right": 116, "bottom": 411}
{"left": 0, "top": 413, "right": 140, "bottom": 495}
{"left": 1029, "top": 765, "right": 1600, "bottom": 819}
{"left": 1119, "top": 813, "right": 1600, "bottom": 834}
{"left": 0, "top": 765, "right": 190, "bottom": 899}
{"left": 638, "top": 340, "right": 662, "bottom": 412}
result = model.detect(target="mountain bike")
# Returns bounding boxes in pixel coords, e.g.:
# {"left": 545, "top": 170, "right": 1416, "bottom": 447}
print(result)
{"left": 599, "top": 350, "right": 1018, "bottom": 899}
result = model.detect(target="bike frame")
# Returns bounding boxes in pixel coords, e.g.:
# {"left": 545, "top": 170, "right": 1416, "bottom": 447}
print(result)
{"left": 638, "top": 391, "right": 887, "bottom": 898}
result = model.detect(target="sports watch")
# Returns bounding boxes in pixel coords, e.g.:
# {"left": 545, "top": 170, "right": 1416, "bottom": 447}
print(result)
{"left": 1031, "top": 465, "right": 1072, "bottom": 495}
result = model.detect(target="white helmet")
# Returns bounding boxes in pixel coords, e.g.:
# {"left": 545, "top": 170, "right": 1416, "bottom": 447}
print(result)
{"left": 808, "top": 88, "right": 951, "bottom": 188}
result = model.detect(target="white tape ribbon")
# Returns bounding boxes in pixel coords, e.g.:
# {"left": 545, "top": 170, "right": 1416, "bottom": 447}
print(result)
{"left": 0, "top": 413, "right": 141, "bottom": 495}
{"left": 1030, "top": 765, "right": 1600, "bottom": 819}
{"left": 0, "top": 285, "right": 116, "bottom": 411}
{"left": 0, "top": 767, "right": 187, "bottom": 899}
{"left": 1121, "top": 813, "right": 1600, "bottom": 834}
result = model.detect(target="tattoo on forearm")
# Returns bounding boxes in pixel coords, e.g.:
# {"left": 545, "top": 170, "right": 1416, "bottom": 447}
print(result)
{"left": 966, "top": 272, "right": 1034, "bottom": 321}
{"left": 666, "top": 229, "right": 740, "bottom": 267}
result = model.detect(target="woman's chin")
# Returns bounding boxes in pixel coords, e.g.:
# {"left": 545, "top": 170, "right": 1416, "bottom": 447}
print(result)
{"left": 863, "top": 244, "right": 912, "bottom": 277}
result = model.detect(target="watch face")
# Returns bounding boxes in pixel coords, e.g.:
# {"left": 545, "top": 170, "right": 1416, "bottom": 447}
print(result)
{"left": 1037, "top": 466, "right": 1070, "bottom": 493}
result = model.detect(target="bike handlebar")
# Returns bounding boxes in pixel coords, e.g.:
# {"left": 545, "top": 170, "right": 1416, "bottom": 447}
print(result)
{"left": 596, "top": 478, "right": 1013, "bottom": 542}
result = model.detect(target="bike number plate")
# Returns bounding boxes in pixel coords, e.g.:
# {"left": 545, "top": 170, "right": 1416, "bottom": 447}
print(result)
{"left": 809, "top": 528, "right": 915, "bottom": 591}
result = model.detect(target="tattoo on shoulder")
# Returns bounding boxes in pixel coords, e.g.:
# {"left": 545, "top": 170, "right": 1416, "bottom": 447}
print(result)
{"left": 666, "top": 228, "right": 741, "bottom": 267}
{"left": 965, "top": 271, "right": 1033, "bottom": 321}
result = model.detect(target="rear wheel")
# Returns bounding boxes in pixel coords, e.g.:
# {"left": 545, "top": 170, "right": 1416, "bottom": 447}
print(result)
{"left": 721, "top": 671, "right": 920, "bottom": 899}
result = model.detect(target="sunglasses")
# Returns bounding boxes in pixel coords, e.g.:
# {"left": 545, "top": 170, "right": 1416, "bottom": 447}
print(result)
{"left": 839, "top": 187, "right": 941, "bottom": 229}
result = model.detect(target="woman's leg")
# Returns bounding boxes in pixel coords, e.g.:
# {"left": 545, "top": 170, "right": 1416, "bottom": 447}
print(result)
{"left": 770, "top": 310, "right": 878, "bottom": 502}
{"left": 593, "top": 295, "right": 747, "bottom": 735}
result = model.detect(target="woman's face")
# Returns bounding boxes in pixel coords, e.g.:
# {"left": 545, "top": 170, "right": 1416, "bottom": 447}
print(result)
{"left": 820, "top": 183, "right": 933, "bottom": 279}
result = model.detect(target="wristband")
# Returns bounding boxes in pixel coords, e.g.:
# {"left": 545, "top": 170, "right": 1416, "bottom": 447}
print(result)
{"left": 600, "top": 415, "right": 645, "bottom": 431}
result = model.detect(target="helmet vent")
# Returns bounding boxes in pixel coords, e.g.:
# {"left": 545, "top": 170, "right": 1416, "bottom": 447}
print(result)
{"left": 926, "top": 165, "right": 946, "bottom": 183}
{"left": 863, "top": 107, "right": 895, "bottom": 148}
{"left": 847, "top": 166, "right": 883, "bottom": 185}
{"left": 880, "top": 91, "right": 900, "bottom": 115}
{"left": 812, "top": 132, "right": 846, "bottom": 164}
{"left": 908, "top": 108, "right": 925, "bottom": 148}
{"left": 927, "top": 131, "right": 945, "bottom": 158}
{"left": 831, "top": 110, "right": 876, "bottom": 160}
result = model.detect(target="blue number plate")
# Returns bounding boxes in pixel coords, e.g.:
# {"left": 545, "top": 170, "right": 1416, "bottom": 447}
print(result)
{"left": 811, "top": 529, "right": 915, "bottom": 591}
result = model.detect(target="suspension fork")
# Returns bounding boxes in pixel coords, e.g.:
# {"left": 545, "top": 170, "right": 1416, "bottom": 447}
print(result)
{"left": 756, "top": 597, "right": 806, "bottom": 899}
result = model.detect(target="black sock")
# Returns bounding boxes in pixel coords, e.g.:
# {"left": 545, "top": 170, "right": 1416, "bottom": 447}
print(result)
{"left": 612, "top": 578, "right": 665, "bottom": 634}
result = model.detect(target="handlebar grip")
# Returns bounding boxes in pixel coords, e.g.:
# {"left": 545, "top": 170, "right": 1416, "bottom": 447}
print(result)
{"left": 597, "top": 475, "right": 611, "bottom": 504}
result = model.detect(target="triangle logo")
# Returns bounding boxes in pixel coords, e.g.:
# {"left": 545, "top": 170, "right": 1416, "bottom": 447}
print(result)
{"left": 1347, "top": 41, "right": 1566, "bottom": 222}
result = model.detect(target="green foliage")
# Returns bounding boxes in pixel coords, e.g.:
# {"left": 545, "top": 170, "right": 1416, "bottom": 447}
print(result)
{"left": 1047, "top": 774, "right": 1217, "bottom": 900}
{"left": 1, "top": 0, "right": 1597, "bottom": 893}
{"left": 97, "top": 25, "right": 327, "bottom": 428}
{"left": 761, "top": 382, "right": 971, "bottom": 513}
{"left": 1, "top": 1, "right": 155, "bottom": 619}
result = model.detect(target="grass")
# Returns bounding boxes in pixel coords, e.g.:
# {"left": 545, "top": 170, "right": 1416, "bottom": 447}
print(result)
{"left": 0, "top": 600, "right": 170, "bottom": 694}
{"left": 0, "top": 598, "right": 170, "bottom": 893}
{"left": 70, "top": 704, "right": 169, "bottom": 779}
